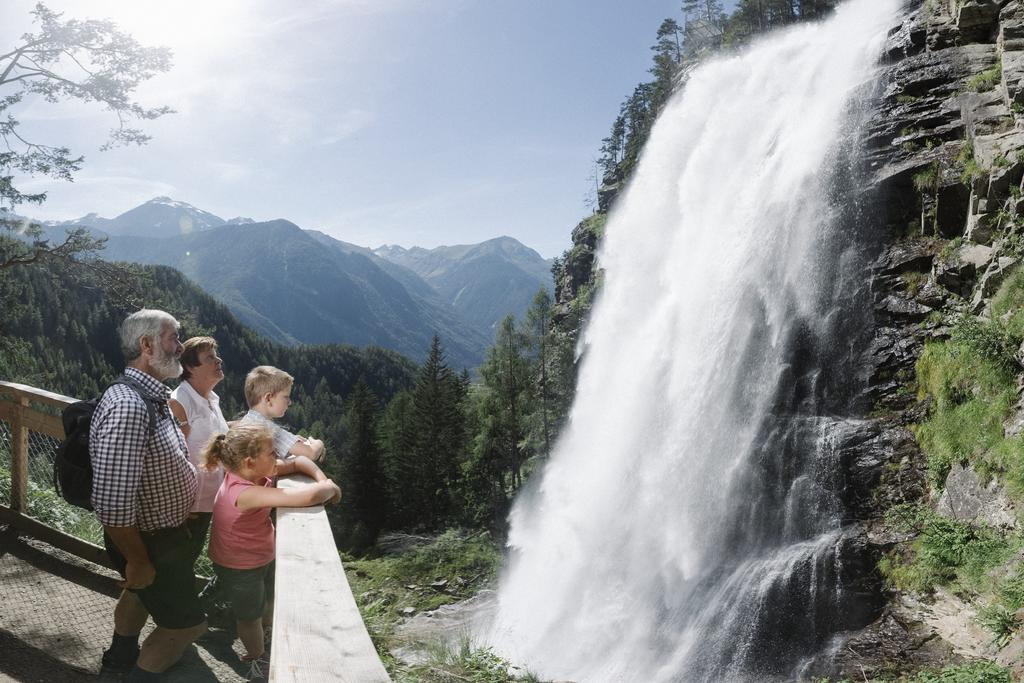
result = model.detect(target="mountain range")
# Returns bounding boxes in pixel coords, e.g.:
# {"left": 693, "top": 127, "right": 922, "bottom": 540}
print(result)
{"left": 44, "top": 197, "right": 552, "bottom": 368}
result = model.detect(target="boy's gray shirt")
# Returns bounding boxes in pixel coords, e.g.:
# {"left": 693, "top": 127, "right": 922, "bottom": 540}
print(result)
{"left": 241, "top": 409, "right": 300, "bottom": 458}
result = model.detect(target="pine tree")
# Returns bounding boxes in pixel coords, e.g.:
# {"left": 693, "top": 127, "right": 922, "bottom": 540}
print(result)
{"left": 340, "top": 377, "right": 386, "bottom": 549}
{"left": 650, "top": 18, "right": 684, "bottom": 104}
{"left": 379, "top": 390, "right": 417, "bottom": 527}
{"left": 480, "top": 316, "right": 532, "bottom": 490}
{"left": 682, "top": 0, "right": 724, "bottom": 25}
{"left": 523, "top": 288, "right": 554, "bottom": 459}
{"left": 387, "top": 336, "right": 468, "bottom": 530}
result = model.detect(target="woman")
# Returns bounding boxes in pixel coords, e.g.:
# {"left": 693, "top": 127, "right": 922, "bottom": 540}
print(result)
{"left": 170, "top": 336, "right": 229, "bottom": 561}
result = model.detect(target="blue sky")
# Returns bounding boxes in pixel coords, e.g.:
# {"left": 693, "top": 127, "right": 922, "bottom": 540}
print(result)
{"left": 2, "top": 1, "right": 736, "bottom": 257}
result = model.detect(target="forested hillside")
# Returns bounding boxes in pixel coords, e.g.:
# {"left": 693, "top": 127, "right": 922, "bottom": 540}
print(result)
{"left": 0, "top": 261, "right": 417, "bottom": 416}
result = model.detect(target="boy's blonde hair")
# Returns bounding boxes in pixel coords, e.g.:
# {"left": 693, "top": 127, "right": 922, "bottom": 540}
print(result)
{"left": 201, "top": 422, "right": 273, "bottom": 472}
{"left": 244, "top": 365, "right": 294, "bottom": 408}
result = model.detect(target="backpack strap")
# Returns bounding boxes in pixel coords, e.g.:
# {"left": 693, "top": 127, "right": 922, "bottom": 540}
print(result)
{"left": 110, "top": 375, "right": 162, "bottom": 437}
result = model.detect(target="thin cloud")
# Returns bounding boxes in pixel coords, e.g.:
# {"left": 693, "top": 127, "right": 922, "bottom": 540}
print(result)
{"left": 320, "top": 109, "right": 375, "bottom": 145}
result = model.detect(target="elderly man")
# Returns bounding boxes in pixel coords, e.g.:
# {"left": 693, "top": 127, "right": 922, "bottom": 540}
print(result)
{"left": 91, "top": 309, "right": 206, "bottom": 680}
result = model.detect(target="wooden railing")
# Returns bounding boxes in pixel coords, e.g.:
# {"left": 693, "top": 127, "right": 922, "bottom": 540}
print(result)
{"left": 0, "top": 380, "right": 390, "bottom": 682}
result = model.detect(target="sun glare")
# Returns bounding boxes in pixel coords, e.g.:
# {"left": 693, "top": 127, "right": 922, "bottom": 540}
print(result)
{"left": 68, "top": 0, "right": 249, "bottom": 56}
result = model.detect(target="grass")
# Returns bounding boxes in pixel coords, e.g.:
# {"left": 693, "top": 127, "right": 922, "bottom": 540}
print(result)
{"left": 977, "top": 564, "right": 1024, "bottom": 645}
{"left": 913, "top": 316, "right": 1020, "bottom": 487}
{"left": 0, "top": 463, "right": 103, "bottom": 544}
{"left": 818, "top": 661, "right": 1012, "bottom": 682}
{"left": 968, "top": 61, "right": 1003, "bottom": 93}
{"left": 905, "top": 662, "right": 1012, "bottom": 682}
{"left": 903, "top": 271, "right": 926, "bottom": 297}
{"left": 913, "top": 164, "right": 938, "bottom": 194}
{"left": 396, "top": 637, "right": 540, "bottom": 683}
{"left": 938, "top": 237, "right": 963, "bottom": 263}
{"left": 957, "top": 143, "right": 986, "bottom": 186}
{"left": 345, "top": 529, "right": 503, "bottom": 668}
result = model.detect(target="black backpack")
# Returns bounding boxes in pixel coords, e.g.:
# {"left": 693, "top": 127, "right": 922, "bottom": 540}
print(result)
{"left": 53, "top": 375, "right": 158, "bottom": 510}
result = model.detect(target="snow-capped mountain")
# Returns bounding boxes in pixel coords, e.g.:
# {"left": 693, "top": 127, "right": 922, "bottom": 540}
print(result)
{"left": 47, "top": 196, "right": 227, "bottom": 238}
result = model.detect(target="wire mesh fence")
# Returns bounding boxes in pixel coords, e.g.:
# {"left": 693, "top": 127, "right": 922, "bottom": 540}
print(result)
{"left": 0, "top": 402, "right": 103, "bottom": 546}
{"left": 0, "top": 418, "right": 11, "bottom": 508}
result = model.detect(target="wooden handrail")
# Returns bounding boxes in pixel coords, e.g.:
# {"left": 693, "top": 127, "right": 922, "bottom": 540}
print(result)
{"left": 273, "top": 476, "right": 391, "bottom": 682}
{"left": 0, "top": 381, "right": 109, "bottom": 565}
{"left": 0, "top": 380, "right": 392, "bottom": 681}
{"left": 0, "top": 381, "right": 74, "bottom": 511}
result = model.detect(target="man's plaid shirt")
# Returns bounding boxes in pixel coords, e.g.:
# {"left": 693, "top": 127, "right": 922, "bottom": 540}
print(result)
{"left": 90, "top": 367, "right": 198, "bottom": 531}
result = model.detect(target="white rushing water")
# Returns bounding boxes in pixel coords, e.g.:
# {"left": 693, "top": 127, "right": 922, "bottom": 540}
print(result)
{"left": 486, "top": 1, "right": 901, "bottom": 681}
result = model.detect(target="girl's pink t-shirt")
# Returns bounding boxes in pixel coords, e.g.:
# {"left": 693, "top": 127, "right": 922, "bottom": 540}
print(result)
{"left": 209, "top": 471, "right": 276, "bottom": 569}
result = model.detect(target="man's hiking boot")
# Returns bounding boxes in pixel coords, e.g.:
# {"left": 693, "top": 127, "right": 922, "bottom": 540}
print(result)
{"left": 100, "top": 644, "right": 139, "bottom": 673}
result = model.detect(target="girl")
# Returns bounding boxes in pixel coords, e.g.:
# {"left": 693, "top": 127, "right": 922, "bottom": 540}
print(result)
{"left": 202, "top": 422, "right": 341, "bottom": 680}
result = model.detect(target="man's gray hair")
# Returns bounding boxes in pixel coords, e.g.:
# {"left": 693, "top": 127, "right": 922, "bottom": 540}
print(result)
{"left": 119, "top": 309, "right": 179, "bottom": 362}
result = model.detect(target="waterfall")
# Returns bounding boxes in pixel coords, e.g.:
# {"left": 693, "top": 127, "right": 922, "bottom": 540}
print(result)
{"left": 486, "top": 1, "right": 901, "bottom": 680}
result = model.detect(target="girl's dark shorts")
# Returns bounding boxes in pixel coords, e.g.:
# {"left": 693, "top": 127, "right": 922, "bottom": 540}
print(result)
{"left": 212, "top": 561, "right": 275, "bottom": 621}
{"left": 103, "top": 518, "right": 207, "bottom": 630}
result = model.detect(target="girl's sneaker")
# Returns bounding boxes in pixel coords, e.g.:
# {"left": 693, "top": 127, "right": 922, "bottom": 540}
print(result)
{"left": 241, "top": 651, "right": 270, "bottom": 682}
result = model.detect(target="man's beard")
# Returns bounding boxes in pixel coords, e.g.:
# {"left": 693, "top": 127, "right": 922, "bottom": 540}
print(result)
{"left": 152, "top": 346, "right": 183, "bottom": 380}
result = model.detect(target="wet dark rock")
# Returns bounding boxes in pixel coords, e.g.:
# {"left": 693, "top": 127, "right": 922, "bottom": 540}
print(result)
{"left": 915, "top": 277, "right": 951, "bottom": 307}
{"left": 876, "top": 293, "right": 934, "bottom": 322}
{"left": 873, "top": 238, "right": 939, "bottom": 276}
{"left": 837, "top": 421, "right": 925, "bottom": 522}
{"left": 935, "top": 177, "right": 971, "bottom": 238}
{"left": 836, "top": 608, "right": 964, "bottom": 680}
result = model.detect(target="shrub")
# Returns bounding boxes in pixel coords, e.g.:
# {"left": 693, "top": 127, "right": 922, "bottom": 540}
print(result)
{"left": 880, "top": 504, "right": 1017, "bottom": 594}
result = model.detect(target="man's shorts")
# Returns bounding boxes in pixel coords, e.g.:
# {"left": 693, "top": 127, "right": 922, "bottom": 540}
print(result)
{"left": 184, "top": 512, "right": 212, "bottom": 566}
{"left": 212, "top": 561, "right": 275, "bottom": 621}
{"left": 104, "top": 521, "right": 206, "bottom": 630}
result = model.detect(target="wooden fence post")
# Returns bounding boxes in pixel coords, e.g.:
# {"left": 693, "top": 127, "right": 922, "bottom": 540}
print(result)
{"left": 10, "top": 397, "right": 29, "bottom": 513}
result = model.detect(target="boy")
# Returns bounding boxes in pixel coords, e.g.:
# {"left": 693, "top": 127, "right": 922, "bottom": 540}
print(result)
{"left": 241, "top": 366, "right": 325, "bottom": 463}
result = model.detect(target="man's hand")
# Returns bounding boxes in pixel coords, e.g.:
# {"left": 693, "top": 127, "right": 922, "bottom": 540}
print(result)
{"left": 122, "top": 559, "right": 156, "bottom": 590}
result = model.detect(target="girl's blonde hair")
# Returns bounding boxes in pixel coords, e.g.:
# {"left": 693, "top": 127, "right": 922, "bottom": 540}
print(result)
{"left": 202, "top": 422, "right": 274, "bottom": 472}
